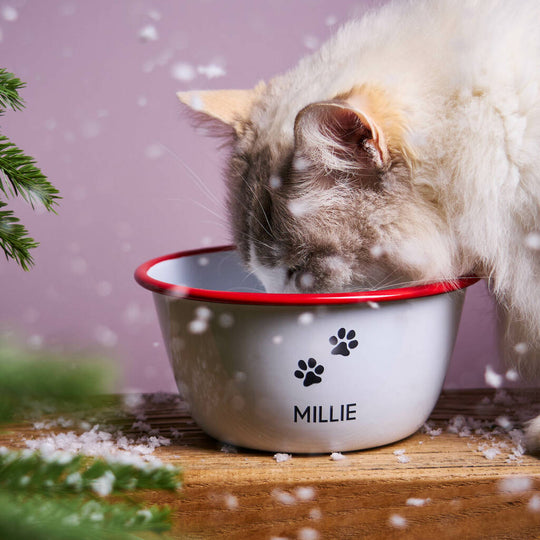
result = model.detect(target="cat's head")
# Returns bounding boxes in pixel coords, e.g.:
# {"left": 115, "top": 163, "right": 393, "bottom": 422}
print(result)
{"left": 178, "top": 83, "right": 459, "bottom": 293}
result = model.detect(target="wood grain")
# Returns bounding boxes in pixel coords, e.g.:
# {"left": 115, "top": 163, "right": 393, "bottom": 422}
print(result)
{"left": 2, "top": 389, "right": 540, "bottom": 539}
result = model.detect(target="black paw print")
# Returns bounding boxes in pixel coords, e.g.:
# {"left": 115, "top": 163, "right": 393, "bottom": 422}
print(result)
{"left": 329, "top": 328, "right": 358, "bottom": 356}
{"left": 294, "top": 358, "right": 324, "bottom": 387}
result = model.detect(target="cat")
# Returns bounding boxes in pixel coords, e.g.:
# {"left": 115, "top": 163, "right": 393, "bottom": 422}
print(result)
{"left": 177, "top": 0, "right": 540, "bottom": 451}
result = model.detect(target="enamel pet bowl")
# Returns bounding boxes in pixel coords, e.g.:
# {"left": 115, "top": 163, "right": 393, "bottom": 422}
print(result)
{"left": 135, "top": 246, "right": 478, "bottom": 453}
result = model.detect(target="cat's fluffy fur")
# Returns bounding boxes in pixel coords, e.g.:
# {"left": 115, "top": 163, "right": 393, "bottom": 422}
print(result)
{"left": 178, "top": 0, "right": 540, "bottom": 449}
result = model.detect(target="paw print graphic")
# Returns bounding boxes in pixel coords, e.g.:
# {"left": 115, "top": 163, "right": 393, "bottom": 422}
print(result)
{"left": 329, "top": 328, "right": 358, "bottom": 356}
{"left": 294, "top": 358, "right": 324, "bottom": 387}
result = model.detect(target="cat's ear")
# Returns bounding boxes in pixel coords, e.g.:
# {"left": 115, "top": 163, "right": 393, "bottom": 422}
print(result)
{"left": 293, "top": 102, "right": 388, "bottom": 174}
{"left": 177, "top": 82, "right": 265, "bottom": 136}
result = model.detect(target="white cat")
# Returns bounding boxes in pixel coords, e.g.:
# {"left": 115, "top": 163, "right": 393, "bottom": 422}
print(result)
{"left": 178, "top": 0, "right": 540, "bottom": 450}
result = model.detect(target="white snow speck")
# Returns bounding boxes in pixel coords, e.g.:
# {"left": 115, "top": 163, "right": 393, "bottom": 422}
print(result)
{"left": 482, "top": 447, "right": 501, "bottom": 460}
{"left": 293, "top": 156, "right": 311, "bottom": 171}
{"left": 139, "top": 24, "right": 158, "bottom": 42}
{"left": 123, "top": 393, "right": 144, "bottom": 409}
{"left": 145, "top": 143, "right": 164, "bottom": 159}
{"left": 513, "top": 342, "right": 529, "bottom": 355}
{"left": 393, "top": 448, "right": 409, "bottom": 463}
{"left": 330, "top": 452, "right": 346, "bottom": 461}
{"left": 288, "top": 197, "right": 313, "bottom": 217}
{"left": 137, "top": 96, "right": 148, "bottom": 107}
{"left": 299, "top": 272, "right": 315, "bottom": 289}
{"left": 70, "top": 256, "right": 87, "bottom": 275}
{"left": 195, "top": 306, "right": 212, "bottom": 321}
{"left": 499, "top": 476, "right": 533, "bottom": 494}
{"left": 484, "top": 365, "right": 503, "bottom": 388}
{"left": 367, "top": 301, "right": 380, "bottom": 309}
{"left": 96, "top": 281, "right": 112, "bottom": 297}
{"left": 1, "top": 6, "right": 18, "bottom": 21}
{"left": 389, "top": 514, "right": 407, "bottom": 529}
{"left": 92, "top": 470, "right": 115, "bottom": 497}
{"left": 171, "top": 62, "right": 196, "bottom": 82}
{"left": 271, "top": 489, "right": 296, "bottom": 505}
{"left": 496, "top": 416, "right": 513, "bottom": 430}
{"left": 94, "top": 326, "right": 118, "bottom": 348}
{"left": 370, "top": 244, "right": 385, "bottom": 258}
{"left": 303, "top": 35, "right": 319, "bottom": 50}
{"left": 272, "top": 335, "right": 283, "bottom": 345}
{"left": 325, "top": 15, "right": 338, "bottom": 26}
{"left": 269, "top": 175, "right": 282, "bottom": 189}
{"left": 524, "top": 232, "right": 540, "bottom": 250}
{"left": 273, "top": 453, "right": 292, "bottom": 463}
{"left": 505, "top": 368, "right": 520, "bottom": 382}
{"left": 298, "top": 312, "right": 314, "bottom": 325}
{"left": 224, "top": 494, "right": 239, "bottom": 509}
{"left": 148, "top": 9, "right": 161, "bottom": 21}
{"left": 81, "top": 120, "right": 100, "bottom": 139}
{"left": 218, "top": 313, "right": 235, "bottom": 328}
{"left": 188, "top": 319, "right": 207, "bottom": 334}
{"left": 406, "top": 497, "right": 430, "bottom": 506}
{"left": 295, "top": 486, "right": 316, "bottom": 501}
{"left": 27, "top": 334, "right": 43, "bottom": 349}
{"left": 197, "top": 64, "right": 226, "bottom": 79}
{"left": 298, "top": 527, "right": 319, "bottom": 540}
{"left": 45, "top": 118, "right": 57, "bottom": 131}
{"left": 309, "top": 507, "right": 322, "bottom": 520}
{"left": 528, "top": 494, "right": 540, "bottom": 512}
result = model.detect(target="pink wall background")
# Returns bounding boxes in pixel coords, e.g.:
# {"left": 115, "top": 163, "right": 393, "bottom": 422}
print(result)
{"left": 1, "top": 0, "right": 505, "bottom": 392}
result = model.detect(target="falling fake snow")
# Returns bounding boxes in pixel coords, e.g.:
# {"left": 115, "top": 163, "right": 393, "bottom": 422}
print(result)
{"left": 485, "top": 365, "right": 503, "bottom": 388}
{"left": 138, "top": 25, "right": 158, "bottom": 42}
{"left": 197, "top": 64, "right": 226, "bottom": 79}
{"left": 498, "top": 475, "right": 533, "bottom": 494}
{"left": 389, "top": 514, "right": 407, "bottom": 529}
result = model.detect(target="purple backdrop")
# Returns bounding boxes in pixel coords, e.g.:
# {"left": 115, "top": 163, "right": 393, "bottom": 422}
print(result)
{"left": 1, "top": 0, "right": 504, "bottom": 392}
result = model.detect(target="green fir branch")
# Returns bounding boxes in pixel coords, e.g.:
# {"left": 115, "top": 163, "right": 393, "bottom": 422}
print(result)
{"left": 0, "top": 200, "right": 38, "bottom": 270}
{"left": 0, "top": 449, "right": 182, "bottom": 496}
{"left": 0, "top": 68, "right": 61, "bottom": 270}
{"left": 0, "top": 491, "right": 172, "bottom": 540}
{"left": 0, "top": 68, "right": 25, "bottom": 112}
{"left": 0, "top": 340, "right": 113, "bottom": 424}
{"left": 0, "top": 134, "right": 60, "bottom": 210}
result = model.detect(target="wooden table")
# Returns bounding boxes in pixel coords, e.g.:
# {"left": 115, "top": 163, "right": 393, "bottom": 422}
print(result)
{"left": 2, "top": 389, "right": 540, "bottom": 539}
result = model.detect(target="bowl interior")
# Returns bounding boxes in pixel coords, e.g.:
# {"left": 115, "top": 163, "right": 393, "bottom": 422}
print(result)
{"left": 147, "top": 248, "right": 264, "bottom": 292}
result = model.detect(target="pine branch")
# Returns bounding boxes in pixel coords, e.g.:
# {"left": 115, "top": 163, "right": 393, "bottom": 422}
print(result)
{"left": 0, "top": 449, "right": 182, "bottom": 496}
{"left": 0, "top": 68, "right": 25, "bottom": 112}
{"left": 0, "top": 134, "right": 60, "bottom": 210}
{"left": 0, "top": 68, "right": 61, "bottom": 270}
{"left": 0, "top": 339, "right": 113, "bottom": 423}
{"left": 0, "top": 200, "right": 38, "bottom": 270}
{"left": 0, "top": 491, "right": 172, "bottom": 539}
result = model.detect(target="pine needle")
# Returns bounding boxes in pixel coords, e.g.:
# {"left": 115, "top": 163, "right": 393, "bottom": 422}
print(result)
{"left": 0, "top": 68, "right": 61, "bottom": 270}
{"left": 0, "top": 68, "right": 25, "bottom": 112}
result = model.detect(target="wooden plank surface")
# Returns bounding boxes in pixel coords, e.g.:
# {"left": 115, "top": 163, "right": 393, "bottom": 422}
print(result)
{"left": 2, "top": 389, "right": 540, "bottom": 539}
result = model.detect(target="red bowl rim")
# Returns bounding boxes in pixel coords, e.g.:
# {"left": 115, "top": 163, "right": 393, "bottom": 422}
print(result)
{"left": 134, "top": 245, "right": 480, "bottom": 306}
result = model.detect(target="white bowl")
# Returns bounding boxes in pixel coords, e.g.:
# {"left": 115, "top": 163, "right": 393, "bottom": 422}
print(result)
{"left": 135, "top": 246, "right": 478, "bottom": 453}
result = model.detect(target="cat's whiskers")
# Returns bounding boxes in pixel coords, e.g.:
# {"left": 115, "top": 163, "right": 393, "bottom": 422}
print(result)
{"left": 238, "top": 173, "right": 275, "bottom": 239}
{"left": 160, "top": 143, "right": 224, "bottom": 209}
